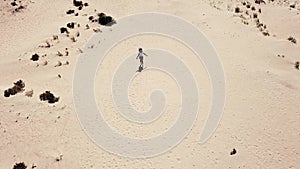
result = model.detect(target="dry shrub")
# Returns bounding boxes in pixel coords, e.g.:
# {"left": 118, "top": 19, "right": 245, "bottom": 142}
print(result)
{"left": 295, "top": 61, "right": 299, "bottom": 70}
{"left": 25, "top": 90, "right": 33, "bottom": 97}
{"left": 288, "top": 36, "right": 297, "bottom": 44}
{"left": 39, "top": 91, "right": 59, "bottom": 104}
{"left": 13, "top": 162, "right": 27, "bottom": 169}
{"left": 4, "top": 80, "right": 25, "bottom": 97}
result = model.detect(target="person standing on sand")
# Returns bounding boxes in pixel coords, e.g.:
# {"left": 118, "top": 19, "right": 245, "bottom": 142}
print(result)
{"left": 136, "top": 48, "right": 148, "bottom": 68}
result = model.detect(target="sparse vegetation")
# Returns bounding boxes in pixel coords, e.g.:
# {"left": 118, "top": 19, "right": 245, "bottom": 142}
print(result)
{"left": 67, "top": 22, "right": 75, "bottom": 29}
{"left": 11, "top": 1, "right": 17, "bottom": 6}
{"left": 42, "top": 61, "right": 48, "bottom": 66}
{"left": 55, "top": 61, "right": 63, "bottom": 67}
{"left": 73, "top": 0, "right": 83, "bottom": 7}
{"left": 235, "top": 7, "right": 241, "bottom": 13}
{"left": 39, "top": 91, "right": 59, "bottom": 104}
{"left": 57, "top": 51, "right": 63, "bottom": 56}
{"left": 73, "top": 0, "right": 88, "bottom": 10}
{"left": 13, "top": 162, "right": 27, "bottom": 169}
{"left": 60, "top": 27, "right": 69, "bottom": 34}
{"left": 262, "top": 31, "right": 270, "bottom": 36}
{"left": 9, "top": 0, "right": 29, "bottom": 13}
{"left": 295, "top": 61, "right": 299, "bottom": 70}
{"left": 53, "top": 35, "right": 58, "bottom": 40}
{"left": 230, "top": 148, "right": 237, "bottom": 155}
{"left": 25, "top": 90, "right": 33, "bottom": 97}
{"left": 88, "top": 13, "right": 116, "bottom": 26}
{"left": 4, "top": 80, "right": 25, "bottom": 97}
{"left": 66, "top": 9, "right": 75, "bottom": 14}
{"left": 253, "top": 13, "right": 258, "bottom": 18}
{"left": 64, "top": 61, "right": 70, "bottom": 65}
{"left": 88, "top": 16, "right": 94, "bottom": 21}
{"left": 30, "top": 53, "right": 39, "bottom": 61}
{"left": 255, "top": 0, "right": 266, "bottom": 5}
{"left": 288, "top": 36, "right": 297, "bottom": 44}
{"left": 70, "top": 37, "right": 76, "bottom": 42}
{"left": 56, "top": 154, "right": 63, "bottom": 161}
{"left": 98, "top": 13, "right": 116, "bottom": 26}
{"left": 290, "top": 4, "right": 296, "bottom": 9}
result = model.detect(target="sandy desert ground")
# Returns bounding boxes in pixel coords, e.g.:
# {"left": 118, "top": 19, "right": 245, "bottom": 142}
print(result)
{"left": 0, "top": 0, "right": 300, "bottom": 168}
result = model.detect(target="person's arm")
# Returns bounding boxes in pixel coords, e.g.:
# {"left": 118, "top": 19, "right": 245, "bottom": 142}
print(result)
{"left": 136, "top": 53, "right": 139, "bottom": 59}
{"left": 143, "top": 52, "right": 148, "bottom": 56}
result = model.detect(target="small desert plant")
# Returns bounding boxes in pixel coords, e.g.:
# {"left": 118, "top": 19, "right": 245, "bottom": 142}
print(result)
{"left": 39, "top": 91, "right": 59, "bottom": 104}
{"left": 262, "top": 31, "right": 270, "bottom": 36}
{"left": 13, "top": 162, "right": 27, "bottom": 169}
{"left": 235, "top": 7, "right": 241, "bottom": 13}
{"left": 230, "top": 148, "right": 237, "bottom": 155}
{"left": 39, "top": 41, "right": 51, "bottom": 48}
{"left": 73, "top": 0, "right": 83, "bottom": 7}
{"left": 66, "top": 9, "right": 75, "bottom": 14}
{"left": 288, "top": 36, "right": 297, "bottom": 44}
{"left": 53, "top": 35, "right": 58, "bottom": 40}
{"left": 42, "top": 61, "right": 48, "bottom": 66}
{"left": 30, "top": 53, "right": 39, "bottom": 61}
{"left": 64, "top": 61, "right": 70, "bottom": 65}
{"left": 295, "top": 61, "right": 299, "bottom": 70}
{"left": 88, "top": 16, "right": 94, "bottom": 21}
{"left": 25, "top": 90, "right": 33, "bottom": 97}
{"left": 60, "top": 27, "right": 69, "bottom": 34}
{"left": 253, "top": 13, "right": 258, "bottom": 18}
{"left": 256, "top": 23, "right": 263, "bottom": 28}
{"left": 55, "top": 154, "right": 63, "bottom": 162}
{"left": 57, "top": 51, "right": 63, "bottom": 56}
{"left": 67, "top": 22, "right": 75, "bottom": 29}
{"left": 4, "top": 80, "right": 25, "bottom": 97}
{"left": 93, "top": 28, "right": 101, "bottom": 33}
{"left": 11, "top": 2, "right": 17, "bottom": 6}
{"left": 98, "top": 13, "right": 116, "bottom": 26}
{"left": 78, "top": 48, "right": 83, "bottom": 53}
{"left": 70, "top": 37, "right": 76, "bottom": 42}
{"left": 65, "top": 50, "right": 69, "bottom": 56}
{"left": 55, "top": 61, "right": 62, "bottom": 67}
{"left": 255, "top": 0, "right": 266, "bottom": 4}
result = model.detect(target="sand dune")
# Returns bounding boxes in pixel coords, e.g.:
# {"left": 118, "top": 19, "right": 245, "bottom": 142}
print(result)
{"left": 0, "top": 0, "right": 299, "bottom": 168}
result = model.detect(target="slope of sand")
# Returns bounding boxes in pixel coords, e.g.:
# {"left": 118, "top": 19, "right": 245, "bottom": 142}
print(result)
{"left": 0, "top": 0, "right": 300, "bottom": 168}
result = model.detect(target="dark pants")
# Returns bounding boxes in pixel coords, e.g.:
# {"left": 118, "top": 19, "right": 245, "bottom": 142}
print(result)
{"left": 139, "top": 57, "right": 143, "bottom": 66}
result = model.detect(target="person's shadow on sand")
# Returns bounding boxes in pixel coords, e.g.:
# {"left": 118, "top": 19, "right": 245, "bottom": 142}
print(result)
{"left": 136, "top": 65, "right": 146, "bottom": 72}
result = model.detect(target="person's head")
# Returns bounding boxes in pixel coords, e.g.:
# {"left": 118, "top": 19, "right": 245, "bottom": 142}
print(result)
{"left": 138, "top": 48, "right": 143, "bottom": 52}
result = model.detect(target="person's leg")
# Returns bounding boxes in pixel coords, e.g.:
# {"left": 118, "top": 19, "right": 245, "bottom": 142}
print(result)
{"left": 140, "top": 58, "right": 144, "bottom": 68}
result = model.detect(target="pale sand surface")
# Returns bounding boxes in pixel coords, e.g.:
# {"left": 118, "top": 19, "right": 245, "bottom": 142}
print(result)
{"left": 0, "top": 0, "right": 300, "bottom": 168}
